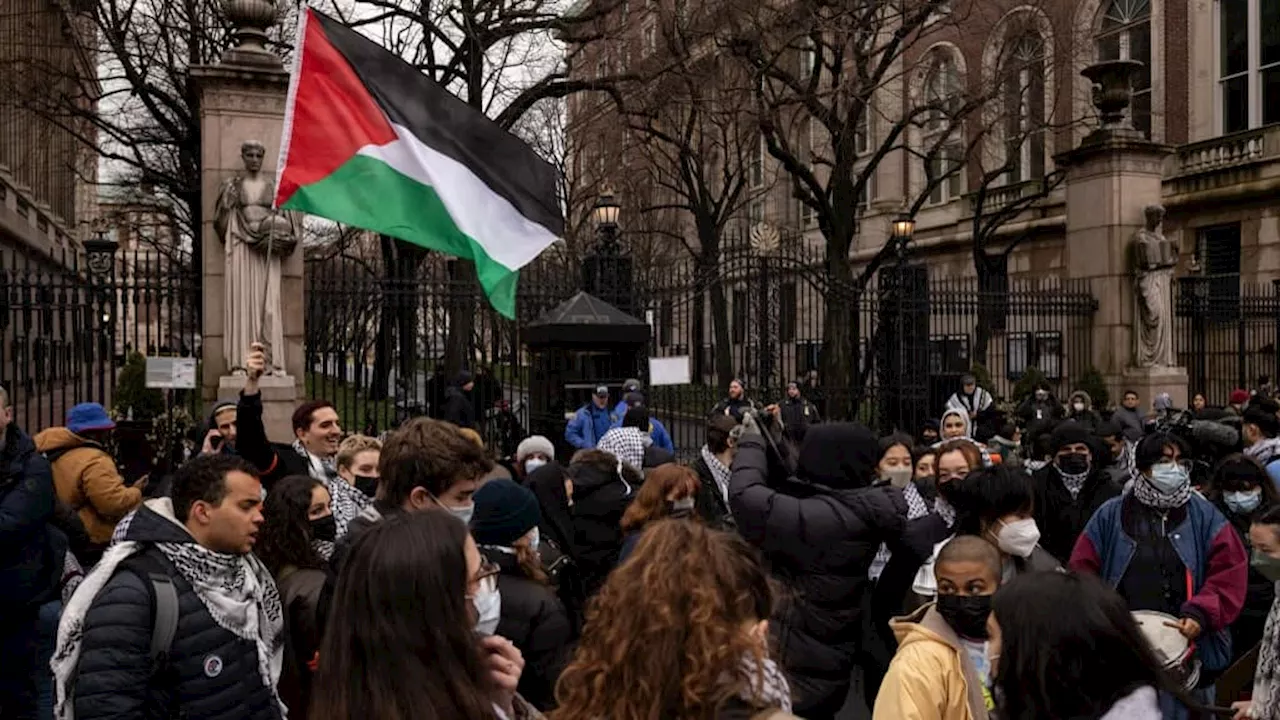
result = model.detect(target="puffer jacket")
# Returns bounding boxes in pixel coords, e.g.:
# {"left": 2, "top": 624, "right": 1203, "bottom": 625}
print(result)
{"left": 276, "top": 565, "right": 325, "bottom": 720}
{"left": 872, "top": 604, "right": 990, "bottom": 720}
{"left": 1065, "top": 391, "right": 1103, "bottom": 433}
{"left": 0, "top": 424, "right": 59, "bottom": 611}
{"left": 35, "top": 427, "right": 142, "bottom": 545}
{"left": 72, "top": 503, "right": 282, "bottom": 720}
{"left": 565, "top": 452, "right": 638, "bottom": 597}
{"left": 480, "top": 547, "right": 573, "bottom": 711}
{"left": 1032, "top": 462, "right": 1121, "bottom": 564}
{"left": 730, "top": 424, "right": 907, "bottom": 717}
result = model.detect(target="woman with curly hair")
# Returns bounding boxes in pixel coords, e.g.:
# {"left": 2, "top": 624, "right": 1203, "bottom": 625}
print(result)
{"left": 552, "top": 519, "right": 795, "bottom": 720}
{"left": 617, "top": 464, "right": 701, "bottom": 563}
{"left": 257, "top": 474, "right": 335, "bottom": 720}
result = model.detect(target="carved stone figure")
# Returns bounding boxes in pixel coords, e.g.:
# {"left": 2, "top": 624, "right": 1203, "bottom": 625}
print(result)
{"left": 214, "top": 140, "right": 300, "bottom": 374}
{"left": 1131, "top": 204, "right": 1178, "bottom": 368}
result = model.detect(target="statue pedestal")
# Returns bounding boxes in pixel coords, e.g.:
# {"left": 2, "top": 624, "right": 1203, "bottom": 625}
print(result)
{"left": 1122, "top": 366, "right": 1189, "bottom": 412}
{"left": 219, "top": 374, "right": 298, "bottom": 445}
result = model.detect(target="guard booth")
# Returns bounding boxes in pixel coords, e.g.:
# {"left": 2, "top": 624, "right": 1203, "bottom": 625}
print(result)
{"left": 522, "top": 291, "right": 649, "bottom": 459}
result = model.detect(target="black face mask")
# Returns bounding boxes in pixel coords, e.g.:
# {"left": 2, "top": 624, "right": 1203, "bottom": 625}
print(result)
{"left": 936, "top": 593, "right": 992, "bottom": 640}
{"left": 354, "top": 475, "right": 379, "bottom": 498}
{"left": 310, "top": 514, "right": 338, "bottom": 543}
{"left": 1055, "top": 452, "right": 1091, "bottom": 476}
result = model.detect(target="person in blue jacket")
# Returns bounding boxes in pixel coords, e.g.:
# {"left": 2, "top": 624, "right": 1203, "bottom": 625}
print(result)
{"left": 613, "top": 391, "right": 675, "bottom": 454}
{"left": 566, "top": 386, "right": 617, "bottom": 450}
{"left": 612, "top": 378, "right": 643, "bottom": 420}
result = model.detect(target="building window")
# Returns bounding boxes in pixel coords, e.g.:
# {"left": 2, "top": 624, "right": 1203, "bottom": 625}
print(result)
{"left": 1218, "top": 0, "right": 1280, "bottom": 133}
{"left": 799, "top": 197, "right": 815, "bottom": 227}
{"left": 642, "top": 22, "right": 656, "bottom": 57}
{"left": 1006, "top": 331, "right": 1063, "bottom": 381}
{"left": 799, "top": 36, "right": 816, "bottom": 81}
{"left": 1197, "top": 223, "right": 1243, "bottom": 320}
{"left": 748, "top": 199, "right": 765, "bottom": 225}
{"left": 1096, "top": 0, "right": 1152, "bottom": 137}
{"left": 855, "top": 106, "right": 870, "bottom": 155}
{"left": 779, "top": 282, "right": 797, "bottom": 342}
{"left": 596, "top": 58, "right": 608, "bottom": 80}
{"left": 1001, "top": 29, "right": 1047, "bottom": 184}
{"left": 750, "top": 134, "right": 765, "bottom": 187}
{"left": 929, "top": 334, "right": 970, "bottom": 375}
{"left": 921, "top": 51, "right": 964, "bottom": 204}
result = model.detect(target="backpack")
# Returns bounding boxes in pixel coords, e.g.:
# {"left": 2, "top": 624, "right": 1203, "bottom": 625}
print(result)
{"left": 120, "top": 552, "right": 180, "bottom": 673}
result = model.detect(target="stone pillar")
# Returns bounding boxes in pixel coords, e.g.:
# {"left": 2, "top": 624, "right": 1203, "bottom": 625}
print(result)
{"left": 192, "top": 2, "right": 302, "bottom": 443}
{"left": 1058, "top": 59, "right": 1187, "bottom": 410}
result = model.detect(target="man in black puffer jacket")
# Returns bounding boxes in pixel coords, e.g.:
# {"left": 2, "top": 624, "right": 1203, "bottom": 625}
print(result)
{"left": 0, "top": 385, "right": 62, "bottom": 719}
{"left": 730, "top": 416, "right": 907, "bottom": 718}
{"left": 53, "top": 454, "right": 284, "bottom": 720}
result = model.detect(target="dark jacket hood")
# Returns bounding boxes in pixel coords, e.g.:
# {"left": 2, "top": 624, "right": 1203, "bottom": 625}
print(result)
{"left": 568, "top": 450, "right": 639, "bottom": 496}
{"left": 119, "top": 499, "right": 201, "bottom": 545}
{"left": 446, "top": 385, "right": 466, "bottom": 400}
{"left": 795, "top": 423, "right": 878, "bottom": 490}
{"left": 1, "top": 424, "right": 38, "bottom": 475}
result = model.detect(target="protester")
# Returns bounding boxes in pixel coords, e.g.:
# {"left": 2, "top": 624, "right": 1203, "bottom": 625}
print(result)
{"left": 945, "top": 374, "right": 993, "bottom": 421}
{"left": 613, "top": 392, "right": 674, "bottom": 454}
{"left": 710, "top": 378, "right": 757, "bottom": 422}
{"left": 692, "top": 415, "right": 739, "bottom": 530}
{"left": 936, "top": 409, "right": 993, "bottom": 467}
{"left": 1114, "top": 389, "right": 1146, "bottom": 441}
{"left": 290, "top": 413, "right": 369, "bottom": 541}
{"left": 1020, "top": 420, "right": 1058, "bottom": 475}
{"left": 1192, "top": 392, "right": 1209, "bottom": 413}
{"left": 1070, "top": 432, "right": 1248, "bottom": 716}
{"left": 524, "top": 461, "right": 589, "bottom": 628}
{"left": 596, "top": 407, "right": 662, "bottom": 472}
{"left": 919, "top": 419, "right": 941, "bottom": 446}
{"left": 1065, "top": 390, "right": 1103, "bottom": 432}
{"left": 988, "top": 571, "right": 1193, "bottom": 719}
{"left": 37, "top": 402, "right": 144, "bottom": 565}
{"left": 471, "top": 479, "right": 573, "bottom": 711}
{"left": 515, "top": 435, "right": 555, "bottom": 482}
{"left": 730, "top": 417, "right": 906, "bottom": 716}
{"left": 914, "top": 465, "right": 1060, "bottom": 599}
{"left": 53, "top": 454, "right": 283, "bottom": 720}
{"left": 333, "top": 434, "right": 380, "bottom": 500}
{"left": 875, "top": 433, "right": 916, "bottom": 489}
{"left": 229, "top": 344, "right": 310, "bottom": 486}
{"left": 618, "top": 464, "right": 699, "bottom": 562}
{"left": 443, "top": 370, "right": 478, "bottom": 430}
{"left": 778, "top": 380, "right": 820, "bottom": 444}
{"left": 1231, "top": 388, "right": 1252, "bottom": 416}
{"left": 257, "top": 475, "right": 335, "bottom": 720}
{"left": 873, "top": 536, "right": 1002, "bottom": 720}
{"left": 1031, "top": 423, "right": 1121, "bottom": 563}
{"left": 201, "top": 400, "right": 239, "bottom": 456}
{"left": 1242, "top": 398, "right": 1280, "bottom": 486}
{"left": 0, "top": 384, "right": 65, "bottom": 720}
{"left": 986, "top": 423, "right": 1021, "bottom": 468}
{"left": 310, "top": 511, "right": 534, "bottom": 719}
{"left": 1095, "top": 420, "right": 1138, "bottom": 490}
{"left": 1205, "top": 455, "right": 1280, "bottom": 665}
{"left": 552, "top": 519, "right": 794, "bottom": 719}
{"left": 561, "top": 449, "right": 639, "bottom": 598}
{"left": 913, "top": 446, "right": 938, "bottom": 488}
{"left": 1234, "top": 504, "right": 1280, "bottom": 720}
{"left": 565, "top": 386, "right": 615, "bottom": 451}
{"left": 1015, "top": 381, "right": 1063, "bottom": 426}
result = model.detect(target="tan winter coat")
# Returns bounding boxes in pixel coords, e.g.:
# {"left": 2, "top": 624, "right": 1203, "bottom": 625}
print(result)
{"left": 35, "top": 427, "right": 142, "bottom": 545}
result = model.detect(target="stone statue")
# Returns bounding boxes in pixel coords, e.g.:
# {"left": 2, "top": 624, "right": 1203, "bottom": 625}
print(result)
{"left": 214, "top": 140, "right": 300, "bottom": 374}
{"left": 1131, "top": 204, "right": 1178, "bottom": 368}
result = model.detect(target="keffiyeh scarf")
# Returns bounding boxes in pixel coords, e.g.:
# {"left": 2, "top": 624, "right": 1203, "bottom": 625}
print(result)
{"left": 870, "top": 483, "right": 938, "bottom": 581}
{"left": 1132, "top": 475, "right": 1192, "bottom": 510}
{"left": 293, "top": 439, "right": 369, "bottom": 538}
{"left": 597, "top": 427, "right": 648, "bottom": 471}
{"left": 1058, "top": 468, "right": 1090, "bottom": 500}
{"left": 1248, "top": 437, "right": 1280, "bottom": 468}
{"left": 701, "top": 445, "right": 732, "bottom": 505}
{"left": 52, "top": 498, "right": 284, "bottom": 720}
{"left": 736, "top": 654, "right": 793, "bottom": 714}
{"left": 1251, "top": 589, "right": 1280, "bottom": 719}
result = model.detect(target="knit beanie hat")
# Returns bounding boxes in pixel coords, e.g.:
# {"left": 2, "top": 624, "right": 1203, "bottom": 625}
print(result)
{"left": 471, "top": 479, "right": 541, "bottom": 547}
{"left": 516, "top": 435, "right": 555, "bottom": 463}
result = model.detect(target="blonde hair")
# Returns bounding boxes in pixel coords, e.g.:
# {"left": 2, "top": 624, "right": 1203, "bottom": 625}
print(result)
{"left": 458, "top": 427, "right": 484, "bottom": 448}
{"left": 336, "top": 434, "right": 382, "bottom": 471}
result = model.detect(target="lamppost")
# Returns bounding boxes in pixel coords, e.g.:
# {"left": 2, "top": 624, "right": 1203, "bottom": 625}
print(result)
{"left": 592, "top": 185, "right": 622, "bottom": 256}
{"left": 890, "top": 212, "right": 916, "bottom": 264}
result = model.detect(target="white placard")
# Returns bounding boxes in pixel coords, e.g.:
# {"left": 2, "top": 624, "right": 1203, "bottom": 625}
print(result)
{"left": 649, "top": 356, "right": 691, "bottom": 386}
{"left": 145, "top": 357, "right": 198, "bottom": 389}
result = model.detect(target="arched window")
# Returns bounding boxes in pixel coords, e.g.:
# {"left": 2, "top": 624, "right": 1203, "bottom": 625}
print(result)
{"left": 1001, "top": 30, "right": 1046, "bottom": 185}
{"left": 921, "top": 51, "right": 964, "bottom": 204}
{"left": 1096, "top": 0, "right": 1151, "bottom": 136}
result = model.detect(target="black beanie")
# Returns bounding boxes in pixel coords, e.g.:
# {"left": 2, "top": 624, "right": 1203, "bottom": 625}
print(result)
{"left": 470, "top": 479, "right": 541, "bottom": 547}
{"left": 1050, "top": 422, "right": 1093, "bottom": 451}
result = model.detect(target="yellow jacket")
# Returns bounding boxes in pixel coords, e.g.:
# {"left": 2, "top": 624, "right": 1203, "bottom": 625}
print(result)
{"left": 872, "top": 604, "right": 991, "bottom": 720}
{"left": 35, "top": 427, "right": 143, "bottom": 545}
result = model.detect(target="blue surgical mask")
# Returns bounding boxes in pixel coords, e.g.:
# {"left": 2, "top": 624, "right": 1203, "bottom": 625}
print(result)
{"left": 1149, "top": 462, "right": 1189, "bottom": 493}
{"left": 1225, "top": 489, "right": 1263, "bottom": 515}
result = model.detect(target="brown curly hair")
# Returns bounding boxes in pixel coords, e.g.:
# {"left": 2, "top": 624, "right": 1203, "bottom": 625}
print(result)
{"left": 551, "top": 519, "right": 777, "bottom": 720}
{"left": 620, "top": 463, "right": 699, "bottom": 533}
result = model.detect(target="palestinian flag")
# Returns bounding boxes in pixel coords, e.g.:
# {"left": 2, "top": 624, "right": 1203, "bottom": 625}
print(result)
{"left": 274, "top": 8, "right": 563, "bottom": 318}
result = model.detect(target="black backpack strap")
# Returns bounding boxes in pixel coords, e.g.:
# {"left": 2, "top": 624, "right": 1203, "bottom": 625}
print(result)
{"left": 120, "top": 552, "right": 180, "bottom": 668}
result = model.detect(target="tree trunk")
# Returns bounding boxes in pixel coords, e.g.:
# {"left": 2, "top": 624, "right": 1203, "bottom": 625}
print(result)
{"left": 821, "top": 247, "right": 857, "bottom": 421}
{"left": 710, "top": 280, "right": 733, "bottom": 393}
{"left": 972, "top": 251, "right": 1009, "bottom": 371}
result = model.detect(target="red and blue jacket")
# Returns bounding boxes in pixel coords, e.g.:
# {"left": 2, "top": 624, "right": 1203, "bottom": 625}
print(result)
{"left": 1069, "top": 492, "right": 1248, "bottom": 671}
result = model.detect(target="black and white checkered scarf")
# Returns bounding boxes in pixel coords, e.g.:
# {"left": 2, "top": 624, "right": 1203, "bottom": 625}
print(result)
{"left": 597, "top": 426, "right": 649, "bottom": 471}
{"left": 292, "top": 439, "right": 369, "bottom": 539}
{"left": 736, "top": 654, "right": 793, "bottom": 713}
{"left": 1132, "top": 474, "right": 1191, "bottom": 511}
{"left": 53, "top": 498, "right": 284, "bottom": 719}
{"left": 701, "top": 444, "right": 732, "bottom": 505}
{"left": 870, "top": 483, "right": 940, "bottom": 580}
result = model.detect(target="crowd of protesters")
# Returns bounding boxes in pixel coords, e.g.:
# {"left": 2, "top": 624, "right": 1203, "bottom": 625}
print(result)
{"left": 7, "top": 346, "right": 1280, "bottom": 719}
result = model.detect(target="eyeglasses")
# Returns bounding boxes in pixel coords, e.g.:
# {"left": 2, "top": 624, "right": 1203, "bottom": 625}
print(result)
{"left": 1158, "top": 459, "right": 1196, "bottom": 474}
{"left": 468, "top": 560, "right": 500, "bottom": 597}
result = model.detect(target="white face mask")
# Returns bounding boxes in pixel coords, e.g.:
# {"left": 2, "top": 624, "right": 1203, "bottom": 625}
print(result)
{"left": 994, "top": 518, "right": 1040, "bottom": 558}
{"left": 471, "top": 586, "right": 502, "bottom": 637}
{"left": 1072, "top": 402, "right": 1085, "bottom": 412}
{"left": 447, "top": 502, "right": 475, "bottom": 526}
{"left": 524, "top": 457, "right": 548, "bottom": 474}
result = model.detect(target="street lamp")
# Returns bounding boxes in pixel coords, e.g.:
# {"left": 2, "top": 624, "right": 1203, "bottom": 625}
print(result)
{"left": 890, "top": 212, "right": 915, "bottom": 263}
{"left": 592, "top": 185, "right": 622, "bottom": 254}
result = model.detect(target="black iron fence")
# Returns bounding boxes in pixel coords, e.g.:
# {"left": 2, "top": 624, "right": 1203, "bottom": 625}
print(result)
{"left": 2, "top": 237, "right": 200, "bottom": 474}
{"left": 1176, "top": 274, "right": 1280, "bottom": 404}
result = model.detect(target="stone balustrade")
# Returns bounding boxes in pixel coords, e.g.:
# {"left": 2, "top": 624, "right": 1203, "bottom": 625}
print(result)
{"left": 966, "top": 179, "right": 1043, "bottom": 215}
{"left": 1164, "top": 126, "right": 1280, "bottom": 204}
{"left": 0, "top": 162, "right": 78, "bottom": 261}
{"left": 1175, "top": 127, "right": 1270, "bottom": 175}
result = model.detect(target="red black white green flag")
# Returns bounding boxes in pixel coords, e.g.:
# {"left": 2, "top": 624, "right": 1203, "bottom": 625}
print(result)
{"left": 274, "top": 8, "right": 564, "bottom": 318}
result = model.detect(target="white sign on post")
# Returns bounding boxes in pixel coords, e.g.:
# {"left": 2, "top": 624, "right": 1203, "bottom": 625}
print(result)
{"left": 649, "top": 356, "right": 691, "bottom": 386}
{"left": 145, "top": 357, "right": 198, "bottom": 389}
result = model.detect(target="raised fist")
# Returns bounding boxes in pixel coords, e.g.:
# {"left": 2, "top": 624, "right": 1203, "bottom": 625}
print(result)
{"left": 245, "top": 342, "right": 267, "bottom": 380}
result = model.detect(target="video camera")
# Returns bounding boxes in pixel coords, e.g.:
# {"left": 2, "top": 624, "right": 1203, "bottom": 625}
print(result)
{"left": 1153, "top": 409, "right": 1241, "bottom": 485}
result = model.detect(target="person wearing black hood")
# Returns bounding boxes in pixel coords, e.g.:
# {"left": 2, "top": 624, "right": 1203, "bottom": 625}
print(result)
{"left": 730, "top": 415, "right": 907, "bottom": 717}
{"left": 1031, "top": 423, "right": 1122, "bottom": 564}
{"left": 442, "top": 370, "right": 477, "bottom": 430}
{"left": 525, "top": 460, "right": 589, "bottom": 628}
{"left": 563, "top": 449, "right": 641, "bottom": 599}
{"left": 710, "top": 378, "right": 757, "bottom": 422}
